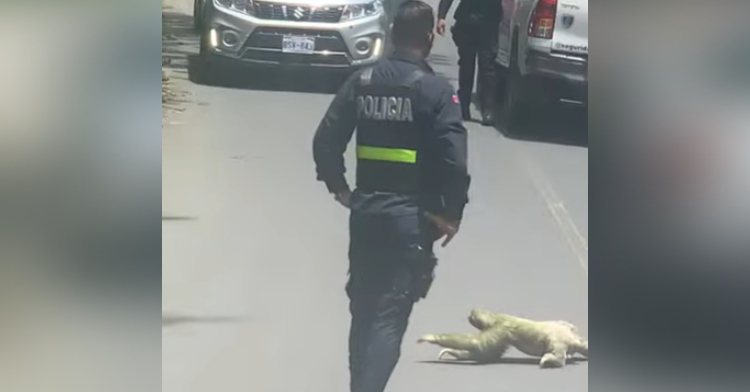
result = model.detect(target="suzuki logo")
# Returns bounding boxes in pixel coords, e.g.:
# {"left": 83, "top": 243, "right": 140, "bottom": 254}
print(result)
{"left": 561, "top": 14, "right": 574, "bottom": 28}
{"left": 293, "top": 6, "right": 306, "bottom": 19}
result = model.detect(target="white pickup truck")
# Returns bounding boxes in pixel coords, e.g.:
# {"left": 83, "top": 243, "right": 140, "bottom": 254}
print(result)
{"left": 494, "top": 0, "right": 588, "bottom": 130}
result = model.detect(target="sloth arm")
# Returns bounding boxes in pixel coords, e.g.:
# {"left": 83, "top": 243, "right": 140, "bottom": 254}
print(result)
{"left": 427, "top": 329, "right": 511, "bottom": 357}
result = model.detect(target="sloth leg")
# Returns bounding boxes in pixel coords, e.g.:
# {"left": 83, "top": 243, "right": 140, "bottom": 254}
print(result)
{"left": 419, "top": 332, "right": 508, "bottom": 362}
{"left": 418, "top": 333, "right": 482, "bottom": 350}
{"left": 539, "top": 343, "right": 567, "bottom": 368}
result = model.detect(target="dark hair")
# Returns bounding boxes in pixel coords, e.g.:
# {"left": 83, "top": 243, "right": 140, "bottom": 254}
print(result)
{"left": 391, "top": 0, "right": 435, "bottom": 48}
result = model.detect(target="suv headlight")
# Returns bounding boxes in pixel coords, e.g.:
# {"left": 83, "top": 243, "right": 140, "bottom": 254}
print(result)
{"left": 341, "top": 0, "right": 383, "bottom": 21}
{"left": 214, "top": 0, "right": 255, "bottom": 16}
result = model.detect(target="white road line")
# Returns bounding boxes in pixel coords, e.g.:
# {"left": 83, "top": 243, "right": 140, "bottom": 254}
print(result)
{"left": 516, "top": 148, "right": 589, "bottom": 277}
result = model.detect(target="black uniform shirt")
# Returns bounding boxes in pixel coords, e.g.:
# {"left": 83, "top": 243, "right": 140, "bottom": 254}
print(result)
{"left": 437, "top": 0, "right": 503, "bottom": 24}
{"left": 312, "top": 50, "right": 470, "bottom": 222}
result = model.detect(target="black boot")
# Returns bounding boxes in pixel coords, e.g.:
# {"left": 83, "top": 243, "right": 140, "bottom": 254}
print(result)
{"left": 480, "top": 110, "right": 495, "bottom": 126}
{"left": 477, "top": 43, "right": 500, "bottom": 126}
{"left": 458, "top": 90, "right": 472, "bottom": 121}
{"left": 478, "top": 86, "right": 497, "bottom": 126}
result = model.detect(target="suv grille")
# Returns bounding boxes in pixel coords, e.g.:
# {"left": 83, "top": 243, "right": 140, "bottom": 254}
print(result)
{"left": 252, "top": 2, "right": 344, "bottom": 23}
{"left": 242, "top": 28, "right": 351, "bottom": 67}
{"left": 244, "top": 28, "right": 349, "bottom": 53}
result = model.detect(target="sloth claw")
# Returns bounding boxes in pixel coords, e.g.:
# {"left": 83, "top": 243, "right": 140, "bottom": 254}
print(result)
{"left": 417, "top": 334, "right": 437, "bottom": 344}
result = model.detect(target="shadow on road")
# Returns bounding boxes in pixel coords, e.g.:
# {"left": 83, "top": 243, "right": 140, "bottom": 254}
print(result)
{"left": 162, "top": 216, "right": 198, "bottom": 222}
{"left": 494, "top": 104, "right": 588, "bottom": 148}
{"left": 187, "top": 55, "right": 348, "bottom": 95}
{"left": 162, "top": 313, "right": 249, "bottom": 328}
{"left": 417, "top": 357, "right": 588, "bottom": 366}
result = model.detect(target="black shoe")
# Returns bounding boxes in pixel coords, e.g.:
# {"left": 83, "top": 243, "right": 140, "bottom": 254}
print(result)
{"left": 480, "top": 111, "right": 495, "bottom": 126}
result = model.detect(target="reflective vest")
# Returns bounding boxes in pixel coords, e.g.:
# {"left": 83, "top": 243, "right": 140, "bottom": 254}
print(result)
{"left": 354, "top": 67, "right": 425, "bottom": 194}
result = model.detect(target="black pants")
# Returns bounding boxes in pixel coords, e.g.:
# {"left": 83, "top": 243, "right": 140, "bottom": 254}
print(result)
{"left": 451, "top": 20, "right": 500, "bottom": 114}
{"left": 346, "top": 212, "right": 435, "bottom": 392}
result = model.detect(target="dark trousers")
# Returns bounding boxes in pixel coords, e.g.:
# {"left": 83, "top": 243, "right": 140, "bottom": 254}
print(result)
{"left": 451, "top": 20, "right": 500, "bottom": 114}
{"left": 346, "top": 212, "right": 435, "bottom": 392}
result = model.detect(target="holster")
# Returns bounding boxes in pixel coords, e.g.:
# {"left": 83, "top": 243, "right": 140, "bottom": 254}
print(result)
{"left": 408, "top": 244, "right": 438, "bottom": 301}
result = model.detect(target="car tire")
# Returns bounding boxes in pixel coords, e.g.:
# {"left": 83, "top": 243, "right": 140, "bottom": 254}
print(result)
{"left": 195, "top": 37, "right": 218, "bottom": 86}
{"left": 193, "top": 0, "right": 204, "bottom": 32}
{"left": 498, "top": 57, "right": 533, "bottom": 133}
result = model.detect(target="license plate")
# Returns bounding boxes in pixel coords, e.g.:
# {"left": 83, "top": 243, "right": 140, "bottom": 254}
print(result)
{"left": 282, "top": 36, "right": 315, "bottom": 54}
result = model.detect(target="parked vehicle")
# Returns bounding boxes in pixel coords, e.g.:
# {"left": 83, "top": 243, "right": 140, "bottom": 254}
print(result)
{"left": 193, "top": 0, "right": 397, "bottom": 81}
{"left": 495, "top": 0, "right": 588, "bottom": 130}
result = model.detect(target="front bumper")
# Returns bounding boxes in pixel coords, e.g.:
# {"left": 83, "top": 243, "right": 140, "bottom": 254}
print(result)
{"left": 525, "top": 49, "right": 588, "bottom": 84}
{"left": 202, "top": 1, "right": 388, "bottom": 70}
{"left": 523, "top": 49, "right": 588, "bottom": 103}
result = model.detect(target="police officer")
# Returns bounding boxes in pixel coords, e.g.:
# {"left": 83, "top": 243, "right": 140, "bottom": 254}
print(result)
{"left": 436, "top": 0, "right": 503, "bottom": 125}
{"left": 312, "top": 2, "right": 470, "bottom": 391}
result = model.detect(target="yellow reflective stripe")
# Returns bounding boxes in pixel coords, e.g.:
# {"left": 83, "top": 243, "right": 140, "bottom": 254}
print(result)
{"left": 356, "top": 145, "right": 417, "bottom": 164}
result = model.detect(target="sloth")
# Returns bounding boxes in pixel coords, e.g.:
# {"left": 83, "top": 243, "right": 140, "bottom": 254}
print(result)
{"left": 417, "top": 308, "right": 588, "bottom": 368}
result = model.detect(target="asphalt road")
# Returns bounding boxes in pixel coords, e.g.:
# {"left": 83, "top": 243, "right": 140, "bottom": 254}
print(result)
{"left": 162, "top": 1, "right": 588, "bottom": 391}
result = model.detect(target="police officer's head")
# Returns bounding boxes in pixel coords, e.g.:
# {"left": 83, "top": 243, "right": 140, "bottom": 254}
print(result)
{"left": 391, "top": 0, "right": 435, "bottom": 57}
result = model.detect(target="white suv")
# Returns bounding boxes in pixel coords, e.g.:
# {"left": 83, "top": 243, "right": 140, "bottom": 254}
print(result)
{"left": 495, "top": 0, "right": 588, "bottom": 130}
{"left": 194, "top": 0, "right": 394, "bottom": 80}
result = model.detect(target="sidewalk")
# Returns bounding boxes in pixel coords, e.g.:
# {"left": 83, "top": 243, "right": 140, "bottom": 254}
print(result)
{"left": 162, "top": 0, "right": 198, "bottom": 122}
{"left": 161, "top": 0, "right": 208, "bottom": 217}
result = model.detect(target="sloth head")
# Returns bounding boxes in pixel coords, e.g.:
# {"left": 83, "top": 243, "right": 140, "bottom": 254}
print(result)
{"left": 468, "top": 308, "right": 498, "bottom": 330}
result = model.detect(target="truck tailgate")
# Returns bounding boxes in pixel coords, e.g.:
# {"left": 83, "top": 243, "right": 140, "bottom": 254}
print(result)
{"left": 552, "top": 1, "right": 588, "bottom": 56}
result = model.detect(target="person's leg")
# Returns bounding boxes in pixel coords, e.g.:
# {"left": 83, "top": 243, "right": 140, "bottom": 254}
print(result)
{"left": 452, "top": 23, "right": 478, "bottom": 120}
{"left": 353, "top": 270, "right": 415, "bottom": 392}
{"left": 476, "top": 21, "right": 501, "bottom": 125}
{"left": 347, "top": 213, "right": 427, "bottom": 392}
{"left": 346, "top": 212, "right": 383, "bottom": 392}
{"left": 346, "top": 269, "right": 376, "bottom": 392}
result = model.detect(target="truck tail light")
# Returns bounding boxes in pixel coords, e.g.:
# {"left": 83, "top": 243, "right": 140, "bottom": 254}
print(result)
{"left": 528, "top": 0, "right": 557, "bottom": 39}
